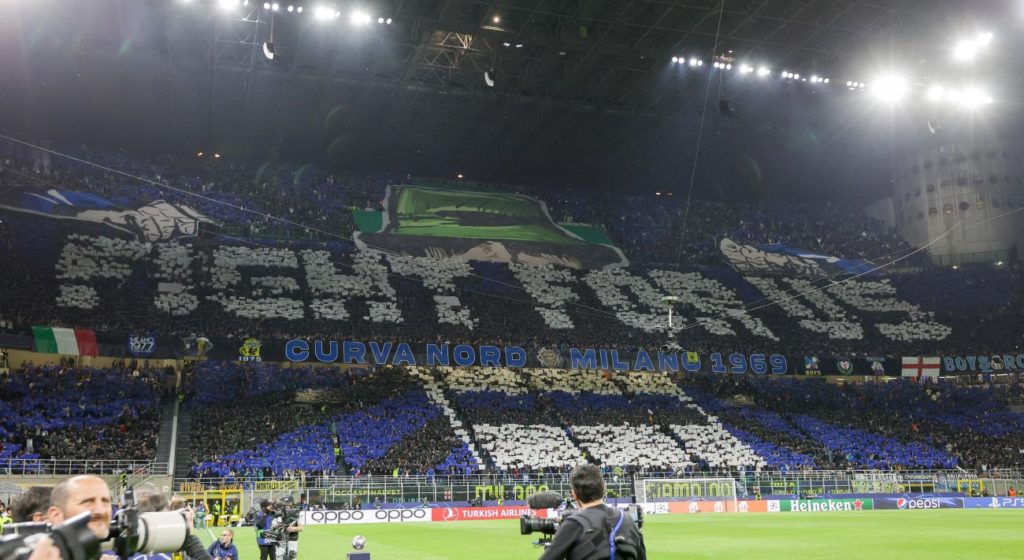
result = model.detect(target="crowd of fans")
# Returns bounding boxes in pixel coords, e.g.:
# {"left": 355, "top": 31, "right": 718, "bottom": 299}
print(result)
{"left": 681, "top": 372, "right": 1024, "bottom": 470}
{"left": 0, "top": 365, "right": 166, "bottom": 465}
{"left": 178, "top": 363, "right": 1024, "bottom": 481}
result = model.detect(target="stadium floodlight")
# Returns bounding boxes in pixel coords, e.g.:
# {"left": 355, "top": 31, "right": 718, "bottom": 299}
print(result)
{"left": 313, "top": 5, "right": 334, "bottom": 20}
{"left": 287, "top": 4, "right": 294, "bottom": 12}
{"left": 871, "top": 74, "right": 908, "bottom": 103}
{"left": 927, "top": 85, "right": 946, "bottom": 102}
{"left": 271, "top": 2, "right": 279, "bottom": 11}
{"left": 672, "top": 56, "right": 679, "bottom": 63}
{"left": 960, "top": 87, "right": 993, "bottom": 109}
{"left": 350, "top": 10, "right": 371, "bottom": 25}
{"left": 386, "top": 18, "right": 392, "bottom": 24}
{"left": 757, "top": 66, "right": 771, "bottom": 77}
{"left": 953, "top": 32, "right": 994, "bottom": 62}
{"left": 739, "top": 64, "right": 754, "bottom": 74}
{"left": 296, "top": 6, "right": 303, "bottom": 12}
{"left": 263, "top": 2, "right": 270, "bottom": 8}
{"left": 217, "top": 0, "right": 239, "bottom": 9}
{"left": 377, "top": 17, "right": 384, "bottom": 23}
{"left": 823, "top": 78, "right": 830, "bottom": 84}
{"left": 689, "top": 57, "right": 702, "bottom": 67}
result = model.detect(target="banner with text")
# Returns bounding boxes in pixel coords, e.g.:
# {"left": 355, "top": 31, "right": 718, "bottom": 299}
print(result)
{"left": 300, "top": 508, "right": 431, "bottom": 525}
{"left": 430, "top": 506, "right": 546, "bottom": 522}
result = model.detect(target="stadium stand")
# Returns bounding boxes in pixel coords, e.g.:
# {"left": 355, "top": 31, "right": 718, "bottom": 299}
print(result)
{"left": 1, "top": 147, "right": 1024, "bottom": 480}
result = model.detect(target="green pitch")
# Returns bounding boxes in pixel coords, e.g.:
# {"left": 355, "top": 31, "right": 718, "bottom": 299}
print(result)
{"left": 390, "top": 187, "right": 586, "bottom": 245}
{"left": 198, "top": 510, "right": 1024, "bottom": 559}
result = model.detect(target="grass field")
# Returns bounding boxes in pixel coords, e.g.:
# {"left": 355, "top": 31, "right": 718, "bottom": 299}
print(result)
{"left": 196, "top": 510, "right": 1024, "bottom": 559}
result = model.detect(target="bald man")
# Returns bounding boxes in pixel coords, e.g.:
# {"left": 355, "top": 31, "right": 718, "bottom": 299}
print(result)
{"left": 46, "top": 475, "right": 113, "bottom": 540}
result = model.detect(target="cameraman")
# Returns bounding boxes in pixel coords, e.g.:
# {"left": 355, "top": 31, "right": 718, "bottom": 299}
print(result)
{"left": 254, "top": 500, "right": 276, "bottom": 560}
{"left": 274, "top": 503, "right": 303, "bottom": 560}
{"left": 539, "top": 465, "right": 646, "bottom": 560}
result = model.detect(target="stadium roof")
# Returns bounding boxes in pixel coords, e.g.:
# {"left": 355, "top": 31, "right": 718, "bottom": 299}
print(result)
{"left": 0, "top": 0, "right": 1020, "bottom": 198}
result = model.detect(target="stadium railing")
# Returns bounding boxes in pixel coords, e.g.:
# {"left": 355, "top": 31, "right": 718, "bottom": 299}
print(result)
{"left": 0, "top": 458, "right": 166, "bottom": 476}
{"left": 174, "top": 469, "right": 985, "bottom": 504}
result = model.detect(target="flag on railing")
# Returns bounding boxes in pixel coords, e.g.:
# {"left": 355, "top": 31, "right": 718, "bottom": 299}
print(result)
{"left": 901, "top": 356, "right": 940, "bottom": 380}
{"left": 32, "top": 326, "right": 98, "bottom": 356}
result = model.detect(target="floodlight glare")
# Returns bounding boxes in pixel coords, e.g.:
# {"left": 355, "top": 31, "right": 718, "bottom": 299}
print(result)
{"left": 263, "top": 2, "right": 270, "bottom": 8}
{"left": 689, "top": 57, "right": 700, "bottom": 66}
{"left": 927, "top": 85, "right": 945, "bottom": 101}
{"left": 271, "top": 2, "right": 279, "bottom": 11}
{"left": 350, "top": 10, "right": 371, "bottom": 25}
{"left": 287, "top": 5, "right": 294, "bottom": 12}
{"left": 672, "top": 56, "right": 679, "bottom": 63}
{"left": 313, "top": 5, "right": 333, "bottom": 20}
{"left": 954, "top": 32, "right": 994, "bottom": 62}
{"left": 871, "top": 74, "right": 909, "bottom": 103}
{"left": 757, "top": 66, "right": 771, "bottom": 77}
{"left": 217, "top": 0, "right": 239, "bottom": 9}
{"left": 386, "top": 18, "right": 392, "bottom": 24}
{"left": 296, "top": 6, "right": 303, "bottom": 12}
{"left": 740, "top": 64, "right": 754, "bottom": 74}
{"left": 960, "top": 87, "right": 993, "bottom": 109}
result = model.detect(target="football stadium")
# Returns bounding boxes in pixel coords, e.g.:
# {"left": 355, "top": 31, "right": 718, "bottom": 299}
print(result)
{"left": 1, "top": 1, "right": 1024, "bottom": 559}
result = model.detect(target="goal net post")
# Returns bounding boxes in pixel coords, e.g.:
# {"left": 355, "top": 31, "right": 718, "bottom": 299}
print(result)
{"left": 634, "top": 478, "right": 740, "bottom": 510}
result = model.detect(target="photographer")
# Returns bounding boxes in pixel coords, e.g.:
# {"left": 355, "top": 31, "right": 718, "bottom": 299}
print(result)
{"left": 45, "top": 476, "right": 114, "bottom": 543}
{"left": 128, "top": 485, "right": 212, "bottom": 560}
{"left": 12, "top": 486, "right": 53, "bottom": 523}
{"left": 539, "top": 465, "right": 646, "bottom": 560}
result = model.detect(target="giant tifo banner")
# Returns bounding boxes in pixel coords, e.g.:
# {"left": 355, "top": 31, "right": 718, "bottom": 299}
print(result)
{"left": 354, "top": 185, "right": 628, "bottom": 269}
{"left": 720, "top": 238, "right": 874, "bottom": 279}
{"left": 0, "top": 189, "right": 215, "bottom": 242}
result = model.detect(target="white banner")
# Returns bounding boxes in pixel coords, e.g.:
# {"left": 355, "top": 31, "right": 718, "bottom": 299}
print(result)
{"left": 300, "top": 508, "right": 431, "bottom": 525}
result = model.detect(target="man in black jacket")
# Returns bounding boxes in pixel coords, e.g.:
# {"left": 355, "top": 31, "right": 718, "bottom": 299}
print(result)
{"left": 539, "top": 464, "right": 646, "bottom": 560}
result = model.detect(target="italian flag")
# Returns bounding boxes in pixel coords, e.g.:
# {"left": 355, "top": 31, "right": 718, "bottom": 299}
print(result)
{"left": 31, "top": 326, "right": 99, "bottom": 356}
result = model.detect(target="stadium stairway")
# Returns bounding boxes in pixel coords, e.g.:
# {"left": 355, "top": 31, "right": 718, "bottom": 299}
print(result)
{"left": 409, "top": 368, "right": 486, "bottom": 470}
{"left": 172, "top": 408, "right": 194, "bottom": 480}
{"left": 154, "top": 399, "right": 177, "bottom": 474}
